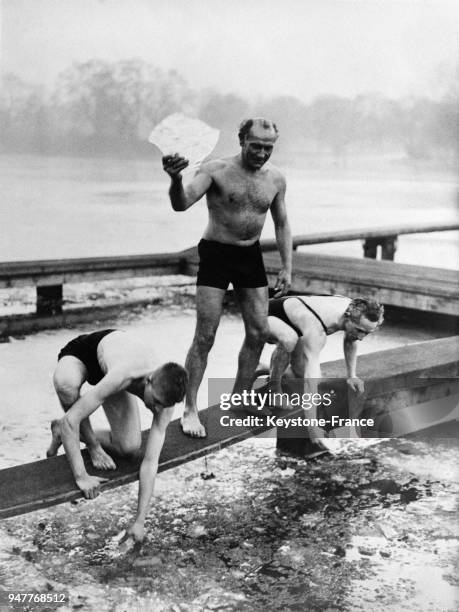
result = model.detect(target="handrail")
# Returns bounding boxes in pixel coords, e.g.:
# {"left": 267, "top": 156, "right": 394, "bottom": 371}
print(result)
{"left": 0, "top": 222, "right": 456, "bottom": 281}
{"left": 260, "top": 222, "right": 459, "bottom": 252}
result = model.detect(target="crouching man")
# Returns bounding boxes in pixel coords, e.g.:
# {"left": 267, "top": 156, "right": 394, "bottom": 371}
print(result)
{"left": 47, "top": 329, "right": 187, "bottom": 543}
{"left": 266, "top": 295, "right": 384, "bottom": 448}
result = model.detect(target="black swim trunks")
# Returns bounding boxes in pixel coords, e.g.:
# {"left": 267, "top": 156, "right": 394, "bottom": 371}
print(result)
{"left": 57, "top": 329, "right": 117, "bottom": 385}
{"left": 268, "top": 296, "right": 330, "bottom": 336}
{"left": 197, "top": 239, "right": 268, "bottom": 290}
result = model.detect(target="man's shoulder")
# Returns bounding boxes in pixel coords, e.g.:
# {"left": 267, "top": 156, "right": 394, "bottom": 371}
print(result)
{"left": 199, "top": 157, "right": 231, "bottom": 175}
{"left": 266, "top": 163, "right": 285, "bottom": 183}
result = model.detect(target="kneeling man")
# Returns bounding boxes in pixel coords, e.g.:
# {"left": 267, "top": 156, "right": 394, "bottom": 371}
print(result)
{"left": 47, "top": 329, "right": 187, "bottom": 542}
{"left": 267, "top": 295, "right": 384, "bottom": 446}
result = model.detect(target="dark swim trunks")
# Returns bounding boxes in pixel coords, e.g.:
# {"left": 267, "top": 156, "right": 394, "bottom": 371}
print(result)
{"left": 197, "top": 239, "right": 268, "bottom": 290}
{"left": 57, "top": 329, "right": 117, "bottom": 385}
{"left": 268, "top": 297, "right": 330, "bottom": 337}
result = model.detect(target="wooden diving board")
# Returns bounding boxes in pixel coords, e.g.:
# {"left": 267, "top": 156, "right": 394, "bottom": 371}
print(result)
{"left": 0, "top": 337, "right": 457, "bottom": 520}
{"left": 181, "top": 246, "right": 459, "bottom": 315}
{"left": 263, "top": 251, "right": 459, "bottom": 316}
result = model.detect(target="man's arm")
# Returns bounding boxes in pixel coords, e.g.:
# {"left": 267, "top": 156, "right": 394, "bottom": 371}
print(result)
{"left": 163, "top": 155, "right": 213, "bottom": 211}
{"left": 343, "top": 337, "right": 365, "bottom": 394}
{"left": 270, "top": 175, "right": 292, "bottom": 297}
{"left": 60, "top": 368, "right": 131, "bottom": 497}
{"left": 126, "top": 406, "right": 174, "bottom": 543}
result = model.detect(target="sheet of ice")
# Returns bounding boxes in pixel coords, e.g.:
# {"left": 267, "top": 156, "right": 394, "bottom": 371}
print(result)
{"left": 149, "top": 113, "right": 220, "bottom": 175}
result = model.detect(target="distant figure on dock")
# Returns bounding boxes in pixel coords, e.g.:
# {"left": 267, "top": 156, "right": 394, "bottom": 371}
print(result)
{"left": 47, "top": 329, "right": 187, "bottom": 543}
{"left": 267, "top": 295, "right": 384, "bottom": 447}
{"left": 162, "top": 117, "right": 292, "bottom": 438}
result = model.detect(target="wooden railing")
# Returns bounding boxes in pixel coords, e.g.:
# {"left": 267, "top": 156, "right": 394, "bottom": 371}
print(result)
{"left": 0, "top": 222, "right": 457, "bottom": 328}
{"left": 260, "top": 222, "right": 459, "bottom": 259}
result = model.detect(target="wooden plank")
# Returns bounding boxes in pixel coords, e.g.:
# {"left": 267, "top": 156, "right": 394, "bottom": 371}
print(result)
{"left": 0, "top": 298, "right": 159, "bottom": 338}
{"left": 185, "top": 249, "right": 458, "bottom": 297}
{"left": 1, "top": 337, "right": 457, "bottom": 520}
{"left": 0, "top": 399, "right": 275, "bottom": 520}
{"left": 260, "top": 222, "right": 459, "bottom": 252}
{"left": 182, "top": 249, "right": 459, "bottom": 313}
{"left": 262, "top": 252, "right": 459, "bottom": 315}
{"left": 0, "top": 252, "right": 184, "bottom": 289}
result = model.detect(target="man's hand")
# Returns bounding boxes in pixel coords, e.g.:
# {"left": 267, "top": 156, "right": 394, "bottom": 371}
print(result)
{"left": 75, "top": 474, "right": 108, "bottom": 500}
{"left": 307, "top": 424, "right": 328, "bottom": 447}
{"left": 126, "top": 522, "right": 145, "bottom": 544}
{"left": 273, "top": 269, "right": 291, "bottom": 297}
{"left": 162, "top": 153, "right": 189, "bottom": 178}
{"left": 346, "top": 377, "right": 365, "bottom": 395}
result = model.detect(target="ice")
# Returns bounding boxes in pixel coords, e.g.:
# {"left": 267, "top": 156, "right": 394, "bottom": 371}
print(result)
{"left": 148, "top": 113, "right": 220, "bottom": 175}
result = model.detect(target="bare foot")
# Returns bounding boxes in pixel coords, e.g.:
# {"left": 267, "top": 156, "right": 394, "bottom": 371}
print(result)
{"left": 181, "top": 411, "right": 206, "bottom": 437}
{"left": 46, "top": 419, "right": 62, "bottom": 457}
{"left": 88, "top": 444, "right": 117, "bottom": 470}
{"left": 253, "top": 362, "right": 270, "bottom": 382}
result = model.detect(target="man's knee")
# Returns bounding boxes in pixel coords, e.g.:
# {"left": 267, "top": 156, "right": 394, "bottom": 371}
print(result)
{"left": 193, "top": 328, "right": 217, "bottom": 353}
{"left": 53, "top": 375, "right": 80, "bottom": 409}
{"left": 245, "top": 323, "right": 270, "bottom": 347}
{"left": 278, "top": 337, "right": 297, "bottom": 353}
{"left": 116, "top": 438, "right": 141, "bottom": 459}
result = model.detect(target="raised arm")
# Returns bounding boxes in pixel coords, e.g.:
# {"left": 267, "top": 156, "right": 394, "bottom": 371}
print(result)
{"left": 343, "top": 336, "right": 365, "bottom": 394}
{"left": 126, "top": 406, "right": 174, "bottom": 543}
{"left": 270, "top": 174, "right": 292, "bottom": 296}
{"left": 60, "top": 368, "right": 131, "bottom": 497}
{"left": 162, "top": 155, "right": 213, "bottom": 211}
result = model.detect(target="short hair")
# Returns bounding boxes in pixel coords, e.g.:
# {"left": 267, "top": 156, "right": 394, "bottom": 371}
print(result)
{"left": 238, "top": 118, "right": 279, "bottom": 145}
{"left": 153, "top": 362, "right": 188, "bottom": 407}
{"left": 345, "top": 298, "right": 384, "bottom": 325}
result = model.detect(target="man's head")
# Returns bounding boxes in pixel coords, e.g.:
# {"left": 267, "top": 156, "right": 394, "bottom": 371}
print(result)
{"left": 238, "top": 117, "right": 279, "bottom": 170}
{"left": 343, "top": 298, "right": 384, "bottom": 341}
{"left": 144, "top": 362, "right": 188, "bottom": 410}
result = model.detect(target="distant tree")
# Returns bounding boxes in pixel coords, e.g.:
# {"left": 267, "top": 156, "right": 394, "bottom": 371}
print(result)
{"left": 0, "top": 74, "right": 49, "bottom": 152}
{"left": 197, "top": 91, "right": 249, "bottom": 152}
{"left": 52, "top": 59, "right": 195, "bottom": 152}
{"left": 308, "top": 95, "right": 357, "bottom": 163}
{"left": 253, "top": 96, "right": 311, "bottom": 144}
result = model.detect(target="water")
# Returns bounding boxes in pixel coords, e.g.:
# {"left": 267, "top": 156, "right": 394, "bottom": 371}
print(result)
{"left": 1, "top": 154, "right": 457, "bottom": 267}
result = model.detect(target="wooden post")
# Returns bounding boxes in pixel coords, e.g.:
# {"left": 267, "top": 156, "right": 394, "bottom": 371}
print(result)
{"left": 363, "top": 238, "right": 378, "bottom": 259}
{"left": 381, "top": 236, "right": 398, "bottom": 260}
{"left": 36, "top": 284, "right": 63, "bottom": 316}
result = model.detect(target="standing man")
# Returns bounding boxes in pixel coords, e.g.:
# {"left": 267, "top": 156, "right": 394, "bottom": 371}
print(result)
{"left": 47, "top": 329, "right": 187, "bottom": 543}
{"left": 163, "top": 118, "right": 292, "bottom": 437}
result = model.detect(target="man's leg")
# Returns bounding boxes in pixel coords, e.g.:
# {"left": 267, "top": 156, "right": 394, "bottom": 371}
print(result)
{"left": 48, "top": 356, "right": 116, "bottom": 470}
{"left": 183, "top": 285, "right": 226, "bottom": 437}
{"left": 232, "top": 286, "right": 269, "bottom": 396}
{"left": 267, "top": 316, "right": 299, "bottom": 395}
{"left": 96, "top": 391, "right": 142, "bottom": 459}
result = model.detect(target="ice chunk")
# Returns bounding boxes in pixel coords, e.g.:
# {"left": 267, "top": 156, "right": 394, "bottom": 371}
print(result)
{"left": 149, "top": 113, "right": 219, "bottom": 175}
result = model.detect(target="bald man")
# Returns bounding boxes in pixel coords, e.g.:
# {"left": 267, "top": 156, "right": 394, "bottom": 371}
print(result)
{"left": 163, "top": 118, "right": 292, "bottom": 437}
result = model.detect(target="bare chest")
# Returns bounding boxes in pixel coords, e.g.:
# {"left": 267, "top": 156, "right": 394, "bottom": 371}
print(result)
{"left": 211, "top": 173, "right": 277, "bottom": 214}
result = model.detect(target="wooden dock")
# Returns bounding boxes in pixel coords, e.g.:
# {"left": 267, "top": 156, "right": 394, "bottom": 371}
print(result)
{"left": 264, "top": 251, "right": 459, "bottom": 316}
{"left": 0, "top": 222, "right": 457, "bottom": 336}
{"left": 1, "top": 336, "right": 457, "bottom": 520}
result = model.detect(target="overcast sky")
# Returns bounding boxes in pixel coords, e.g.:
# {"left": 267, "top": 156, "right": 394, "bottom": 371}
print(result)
{"left": 1, "top": 0, "right": 458, "bottom": 101}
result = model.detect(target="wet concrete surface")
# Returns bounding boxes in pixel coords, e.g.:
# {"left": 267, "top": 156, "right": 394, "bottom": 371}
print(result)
{"left": 0, "top": 286, "right": 458, "bottom": 611}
